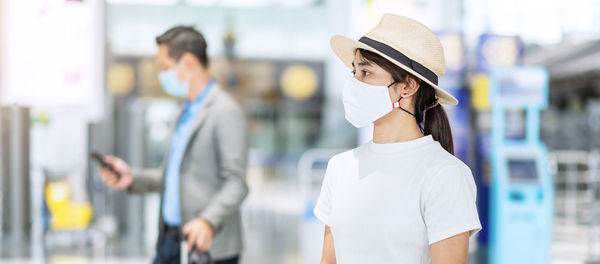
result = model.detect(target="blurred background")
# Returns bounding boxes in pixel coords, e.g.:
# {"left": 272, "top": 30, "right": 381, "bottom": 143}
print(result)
{"left": 1, "top": 0, "right": 600, "bottom": 263}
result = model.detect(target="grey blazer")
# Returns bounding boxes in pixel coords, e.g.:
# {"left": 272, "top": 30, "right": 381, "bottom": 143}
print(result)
{"left": 128, "top": 84, "right": 249, "bottom": 260}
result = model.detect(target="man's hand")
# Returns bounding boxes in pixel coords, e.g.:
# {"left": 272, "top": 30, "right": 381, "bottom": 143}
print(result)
{"left": 99, "top": 156, "right": 134, "bottom": 190}
{"left": 182, "top": 218, "right": 214, "bottom": 252}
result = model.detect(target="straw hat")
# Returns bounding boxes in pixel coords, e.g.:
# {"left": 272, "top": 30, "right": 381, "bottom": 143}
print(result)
{"left": 330, "top": 13, "right": 458, "bottom": 105}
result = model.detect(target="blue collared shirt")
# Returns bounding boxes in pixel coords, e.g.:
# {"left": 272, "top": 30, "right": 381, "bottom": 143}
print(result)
{"left": 162, "top": 79, "right": 216, "bottom": 226}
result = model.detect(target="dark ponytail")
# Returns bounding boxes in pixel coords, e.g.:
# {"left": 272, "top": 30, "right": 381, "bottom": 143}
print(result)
{"left": 414, "top": 85, "right": 454, "bottom": 155}
{"left": 358, "top": 49, "right": 455, "bottom": 155}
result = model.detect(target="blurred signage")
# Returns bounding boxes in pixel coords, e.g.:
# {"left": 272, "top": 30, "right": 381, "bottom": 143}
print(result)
{"left": 0, "top": 0, "right": 104, "bottom": 120}
{"left": 438, "top": 33, "right": 466, "bottom": 74}
{"left": 488, "top": 67, "right": 549, "bottom": 109}
{"left": 477, "top": 34, "right": 523, "bottom": 73}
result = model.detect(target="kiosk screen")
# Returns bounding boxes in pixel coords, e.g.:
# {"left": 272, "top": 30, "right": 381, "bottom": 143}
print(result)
{"left": 507, "top": 159, "right": 539, "bottom": 183}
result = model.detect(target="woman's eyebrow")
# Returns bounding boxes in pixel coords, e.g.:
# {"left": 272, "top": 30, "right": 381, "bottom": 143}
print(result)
{"left": 351, "top": 60, "right": 372, "bottom": 67}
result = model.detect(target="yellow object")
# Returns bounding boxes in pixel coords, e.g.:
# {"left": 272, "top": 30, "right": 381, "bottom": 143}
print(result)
{"left": 471, "top": 74, "right": 491, "bottom": 111}
{"left": 280, "top": 64, "right": 318, "bottom": 101}
{"left": 137, "top": 59, "right": 161, "bottom": 96}
{"left": 107, "top": 63, "right": 135, "bottom": 95}
{"left": 50, "top": 255, "right": 89, "bottom": 264}
{"left": 45, "top": 181, "right": 70, "bottom": 212}
{"left": 45, "top": 180, "right": 93, "bottom": 230}
{"left": 33, "top": 110, "right": 51, "bottom": 124}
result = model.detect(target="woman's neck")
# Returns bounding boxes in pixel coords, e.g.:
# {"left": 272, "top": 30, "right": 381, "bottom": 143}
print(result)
{"left": 373, "top": 108, "right": 423, "bottom": 144}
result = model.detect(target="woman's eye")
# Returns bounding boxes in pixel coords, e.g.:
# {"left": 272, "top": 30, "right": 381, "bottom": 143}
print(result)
{"left": 363, "top": 70, "right": 370, "bottom": 76}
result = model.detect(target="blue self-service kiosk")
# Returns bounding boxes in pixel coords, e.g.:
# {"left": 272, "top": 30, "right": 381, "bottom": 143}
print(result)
{"left": 488, "top": 67, "right": 553, "bottom": 264}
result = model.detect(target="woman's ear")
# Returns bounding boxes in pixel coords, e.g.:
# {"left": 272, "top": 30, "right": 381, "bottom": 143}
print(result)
{"left": 403, "top": 77, "right": 421, "bottom": 97}
{"left": 389, "top": 82, "right": 405, "bottom": 101}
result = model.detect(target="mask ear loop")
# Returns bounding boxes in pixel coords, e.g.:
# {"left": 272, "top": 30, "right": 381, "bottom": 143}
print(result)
{"left": 395, "top": 99, "right": 423, "bottom": 133}
{"left": 389, "top": 80, "right": 425, "bottom": 133}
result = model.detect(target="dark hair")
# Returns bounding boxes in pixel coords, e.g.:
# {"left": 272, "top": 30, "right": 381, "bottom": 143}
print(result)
{"left": 357, "top": 49, "right": 454, "bottom": 155}
{"left": 156, "top": 26, "right": 209, "bottom": 68}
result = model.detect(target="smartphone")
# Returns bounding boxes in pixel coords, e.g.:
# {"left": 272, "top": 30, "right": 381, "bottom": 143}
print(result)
{"left": 90, "top": 151, "right": 121, "bottom": 179}
{"left": 181, "top": 235, "right": 213, "bottom": 264}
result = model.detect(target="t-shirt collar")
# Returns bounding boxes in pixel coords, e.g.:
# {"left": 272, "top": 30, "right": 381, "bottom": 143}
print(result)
{"left": 368, "top": 135, "right": 434, "bottom": 154}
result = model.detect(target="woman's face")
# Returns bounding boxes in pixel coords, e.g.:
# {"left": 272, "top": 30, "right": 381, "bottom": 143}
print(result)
{"left": 351, "top": 50, "right": 403, "bottom": 103}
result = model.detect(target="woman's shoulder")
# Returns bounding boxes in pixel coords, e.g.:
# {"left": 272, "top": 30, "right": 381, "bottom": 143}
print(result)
{"left": 423, "top": 142, "right": 472, "bottom": 177}
{"left": 325, "top": 144, "right": 372, "bottom": 170}
{"left": 328, "top": 145, "right": 362, "bottom": 164}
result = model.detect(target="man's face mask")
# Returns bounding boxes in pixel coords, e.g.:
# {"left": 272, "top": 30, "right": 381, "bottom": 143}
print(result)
{"left": 158, "top": 62, "right": 188, "bottom": 97}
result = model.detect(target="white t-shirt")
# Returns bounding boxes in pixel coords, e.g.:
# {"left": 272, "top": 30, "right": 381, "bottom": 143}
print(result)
{"left": 313, "top": 135, "right": 481, "bottom": 264}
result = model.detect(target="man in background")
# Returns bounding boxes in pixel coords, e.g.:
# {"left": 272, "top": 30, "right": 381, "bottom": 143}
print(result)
{"left": 99, "top": 26, "right": 248, "bottom": 264}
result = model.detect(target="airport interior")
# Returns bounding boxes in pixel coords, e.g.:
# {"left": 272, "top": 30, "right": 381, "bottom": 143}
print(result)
{"left": 1, "top": 0, "right": 600, "bottom": 263}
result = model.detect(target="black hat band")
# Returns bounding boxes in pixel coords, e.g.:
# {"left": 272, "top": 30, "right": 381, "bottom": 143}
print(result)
{"left": 359, "top": 36, "right": 439, "bottom": 85}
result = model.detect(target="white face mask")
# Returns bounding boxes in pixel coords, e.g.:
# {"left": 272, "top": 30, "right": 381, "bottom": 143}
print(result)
{"left": 342, "top": 77, "right": 400, "bottom": 128}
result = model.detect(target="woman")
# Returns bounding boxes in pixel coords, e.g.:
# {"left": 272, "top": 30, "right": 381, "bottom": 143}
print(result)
{"left": 314, "top": 14, "right": 481, "bottom": 264}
